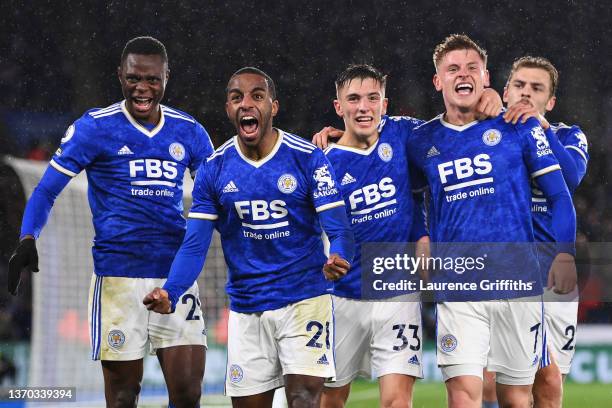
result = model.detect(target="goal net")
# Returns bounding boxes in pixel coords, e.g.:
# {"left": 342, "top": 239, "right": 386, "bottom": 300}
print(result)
{"left": 5, "top": 156, "right": 230, "bottom": 404}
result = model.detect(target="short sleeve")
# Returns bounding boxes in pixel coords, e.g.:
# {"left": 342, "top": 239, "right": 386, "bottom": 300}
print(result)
{"left": 189, "top": 121, "right": 215, "bottom": 174}
{"left": 50, "top": 115, "right": 100, "bottom": 177}
{"left": 188, "top": 159, "right": 219, "bottom": 221}
{"left": 519, "top": 118, "right": 561, "bottom": 179}
{"left": 309, "top": 149, "right": 345, "bottom": 212}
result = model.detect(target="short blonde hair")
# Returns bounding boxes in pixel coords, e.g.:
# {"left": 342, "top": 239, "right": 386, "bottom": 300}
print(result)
{"left": 507, "top": 56, "right": 559, "bottom": 97}
{"left": 433, "top": 34, "right": 487, "bottom": 71}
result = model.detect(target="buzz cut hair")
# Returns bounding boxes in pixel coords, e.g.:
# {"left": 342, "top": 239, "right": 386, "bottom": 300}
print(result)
{"left": 335, "top": 64, "right": 387, "bottom": 96}
{"left": 227, "top": 67, "right": 277, "bottom": 100}
{"left": 121, "top": 36, "right": 168, "bottom": 64}
{"left": 507, "top": 56, "right": 559, "bottom": 97}
{"left": 433, "top": 34, "right": 487, "bottom": 71}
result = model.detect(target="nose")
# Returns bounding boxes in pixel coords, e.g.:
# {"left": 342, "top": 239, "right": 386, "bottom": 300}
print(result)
{"left": 239, "top": 94, "right": 254, "bottom": 109}
{"left": 357, "top": 98, "right": 369, "bottom": 112}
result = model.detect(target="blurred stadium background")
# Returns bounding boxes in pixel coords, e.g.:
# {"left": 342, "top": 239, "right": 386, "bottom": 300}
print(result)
{"left": 0, "top": 1, "right": 610, "bottom": 406}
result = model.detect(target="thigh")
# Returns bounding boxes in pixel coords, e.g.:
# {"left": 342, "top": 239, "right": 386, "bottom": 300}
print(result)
{"left": 436, "top": 301, "right": 489, "bottom": 368}
{"left": 276, "top": 295, "right": 335, "bottom": 380}
{"left": 157, "top": 345, "right": 205, "bottom": 395}
{"left": 101, "top": 359, "right": 144, "bottom": 405}
{"left": 148, "top": 281, "right": 207, "bottom": 353}
{"left": 226, "top": 311, "right": 282, "bottom": 397}
{"left": 89, "top": 275, "right": 148, "bottom": 361}
{"left": 488, "top": 298, "right": 542, "bottom": 384}
{"left": 284, "top": 374, "right": 325, "bottom": 407}
{"left": 543, "top": 290, "right": 579, "bottom": 374}
{"left": 325, "top": 296, "right": 371, "bottom": 388}
{"left": 371, "top": 293, "right": 423, "bottom": 380}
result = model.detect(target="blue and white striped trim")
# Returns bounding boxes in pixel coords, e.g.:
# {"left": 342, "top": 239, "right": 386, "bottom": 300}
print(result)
{"left": 565, "top": 145, "right": 588, "bottom": 163}
{"left": 50, "top": 160, "right": 78, "bottom": 177}
{"left": 315, "top": 201, "right": 344, "bottom": 213}
{"left": 282, "top": 139, "right": 314, "bottom": 154}
{"left": 90, "top": 108, "right": 122, "bottom": 119}
{"left": 531, "top": 164, "right": 561, "bottom": 178}
{"left": 539, "top": 298, "right": 550, "bottom": 368}
{"left": 207, "top": 138, "right": 235, "bottom": 161}
{"left": 284, "top": 133, "right": 317, "bottom": 150}
{"left": 188, "top": 212, "right": 219, "bottom": 220}
{"left": 162, "top": 106, "right": 195, "bottom": 123}
{"left": 90, "top": 275, "right": 103, "bottom": 360}
{"left": 89, "top": 102, "right": 122, "bottom": 117}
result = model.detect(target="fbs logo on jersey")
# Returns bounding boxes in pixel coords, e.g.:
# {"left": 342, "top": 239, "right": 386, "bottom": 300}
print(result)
{"left": 530, "top": 127, "right": 553, "bottom": 157}
{"left": 348, "top": 177, "right": 396, "bottom": 211}
{"left": 378, "top": 142, "right": 393, "bottom": 162}
{"left": 341, "top": 173, "right": 357, "bottom": 186}
{"left": 223, "top": 181, "right": 239, "bottom": 193}
{"left": 482, "top": 129, "right": 502, "bottom": 146}
{"left": 426, "top": 146, "right": 440, "bottom": 158}
{"left": 317, "top": 354, "right": 330, "bottom": 365}
{"left": 313, "top": 164, "right": 338, "bottom": 199}
{"left": 118, "top": 145, "right": 134, "bottom": 155}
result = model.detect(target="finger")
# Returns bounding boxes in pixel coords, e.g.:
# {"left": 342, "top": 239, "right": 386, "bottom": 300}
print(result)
{"left": 547, "top": 268, "right": 554, "bottom": 290}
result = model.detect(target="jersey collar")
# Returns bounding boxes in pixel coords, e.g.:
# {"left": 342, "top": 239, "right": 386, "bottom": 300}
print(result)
{"left": 234, "top": 128, "right": 283, "bottom": 168}
{"left": 438, "top": 114, "right": 479, "bottom": 132}
{"left": 326, "top": 138, "right": 379, "bottom": 156}
{"left": 121, "top": 100, "right": 166, "bottom": 138}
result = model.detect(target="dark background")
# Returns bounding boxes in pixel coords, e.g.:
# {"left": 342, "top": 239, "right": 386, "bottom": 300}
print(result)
{"left": 0, "top": 1, "right": 610, "bottom": 340}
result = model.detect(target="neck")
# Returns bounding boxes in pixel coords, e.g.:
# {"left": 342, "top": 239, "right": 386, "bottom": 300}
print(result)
{"left": 338, "top": 130, "right": 379, "bottom": 149}
{"left": 239, "top": 127, "right": 279, "bottom": 161}
{"left": 443, "top": 104, "right": 478, "bottom": 126}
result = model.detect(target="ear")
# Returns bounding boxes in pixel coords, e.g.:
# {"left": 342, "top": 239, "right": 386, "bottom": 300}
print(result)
{"left": 483, "top": 69, "right": 490, "bottom": 87}
{"left": 382, "top": 98, "right": 389, "bottom": 116}
{"left": 165, "top": 67, "right": 170, "bottom": 84}
{"left": 225, "top": 101, "right": 231, "bottom": 119}
{"left": 545, "top": 96, "right": 556, "bottom": 113}
{"left": 271, "top": 100, "right": 279, "bottom": 117}
{"left": 502, "top": 86, "right": 509, "bottom": 104}
{"left": 433, "top": 74, "right": 442, "bottom": 91}
{"left": 117, "top": 66, "right": 122, "bottom": 83}
{"left": 333, "top": 99, "right": 343, "bottom": 117}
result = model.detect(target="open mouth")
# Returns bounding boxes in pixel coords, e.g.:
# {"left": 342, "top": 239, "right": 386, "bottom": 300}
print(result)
{"left": 132, "top": 97, "right": 153, "bottom": 112}
{"left": 356, "top": 116, "right": 374, "bottom": 126}
{"left": 239, "top": 115, "right": 259, "bottom": 136}
{"left": 455, "top": 83, "right": 474, "bottom": 95}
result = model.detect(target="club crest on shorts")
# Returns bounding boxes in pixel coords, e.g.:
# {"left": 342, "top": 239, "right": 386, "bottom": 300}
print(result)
{"left": 108, "top": 329, "right": 126, "bottom": 349}
{"left": 482, "top": 129, "right": 502, "bottom": 146}
{"left": 378, "top": 143, "right": 393, "bottom": 162}
{"left": 169, "top": 142, "right": 186, "bottom": 161}
{"left": 440, "top": 334, "right": 457, "bottom": 352}
{"left": 277, "top": 174, "right": 297, "bottom": 194}
{"left": 228, "top": 364, "right": 243, "bottom": 383}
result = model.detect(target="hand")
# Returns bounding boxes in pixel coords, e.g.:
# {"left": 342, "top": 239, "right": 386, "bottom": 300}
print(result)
{"left": 8, "top": 237, "right": 39, "bottom": 295}
{"left": 475, "top": 88, "right": 503, "bottom": 120}
{"left": 415, "top": 235, "right": 431, "bottom": 283}
{"left": 547, "top": 253, "right": 577, "bottom": 294}
{"left": 311, "top": 126, "right": 344, "bottom": 149}
{"left": 143, "top": 287, "right": 172, "bottom": 314}
{"left": 323, "top": 253, "right": 350, "bottom": 281}
{"left": 503, "top": 100, "right": 550, "bottom": 129}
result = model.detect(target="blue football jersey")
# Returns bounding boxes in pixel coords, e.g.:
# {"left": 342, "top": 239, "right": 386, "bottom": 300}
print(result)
{"left": 531, "top": 123, "right": 589, "bottom": 280}
{"left": 409, "top": 114, "right": 562, "bottom": 300}
{"left": 324, "top": 115, "right": 423, "bottom": 299}
{"left": 188, "top": 129, "right": 345, "bottom": 313}
{"left": 50, "top": 101, "right": 213, "bottom": 278}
